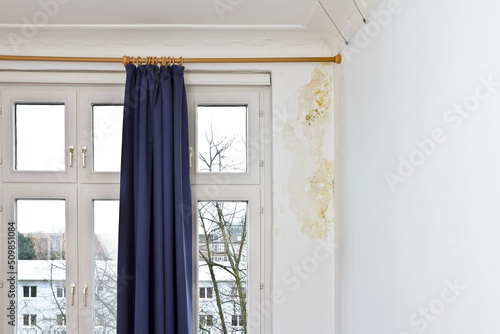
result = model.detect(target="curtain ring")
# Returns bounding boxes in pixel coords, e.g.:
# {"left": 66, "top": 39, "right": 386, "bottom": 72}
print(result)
{"left": 136, "top": 57, "right": 141, "bottom": 66}
{"left": 172, "top": 56, "right": 175, "bottom": 66}
{"left": 122, "top": 56, "right": 129, "bottom": 67}
{"left": 179, "top": 57, "right": 184, "bottom": 66}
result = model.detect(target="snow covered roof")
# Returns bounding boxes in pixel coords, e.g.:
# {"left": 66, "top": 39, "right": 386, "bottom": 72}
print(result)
{"left": 18, "top": 260, "right": 66, "bottom": 281}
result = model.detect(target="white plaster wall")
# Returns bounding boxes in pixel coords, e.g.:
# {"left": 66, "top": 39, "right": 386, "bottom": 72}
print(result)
{"left": 338, "top": 0, "right": 500, "bottom": 333}
{"left": 0, "top": 46, "right": 335, "bottom": 333}
{"left": 271, "top": 63, "right": 334, "bottom": 333}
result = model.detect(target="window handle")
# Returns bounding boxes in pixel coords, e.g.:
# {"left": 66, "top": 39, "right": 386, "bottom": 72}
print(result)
{"left": 70, "top": 283, "right": 76, "bottom": 306}
{"left": 83, "top": 284, "right": 88, "bottom": 307}
{"left": 69, "top": 146, "right": 75, "bottom": 167}
{"left": 82, "top": 146, "right": 88, "bottom": 168}
{"left": 189, "top": 147, "right": 193, "bottom": 169}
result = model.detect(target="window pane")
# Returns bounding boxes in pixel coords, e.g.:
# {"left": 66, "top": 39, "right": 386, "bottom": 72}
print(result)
{"left": 198, "top": 201, "right": 248, "bottom": 333}
{"left": 17, "top": 199, "right": 66, "bottom": 331}
{"left": 93, "top": 105, "right": 123, "bottom": 172}
{"left": 94, "top": 200, "right": 119, "bottom": 333}
{"left": 197, "top": 106, "right": 247, "bottom": 173}
{"left": 15, "top": 104, "right": 66, "bottom": 171}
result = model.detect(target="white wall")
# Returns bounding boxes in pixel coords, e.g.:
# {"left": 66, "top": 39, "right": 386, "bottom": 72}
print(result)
{"left": 338, "top": 0, "right": 500, "bottom": 333}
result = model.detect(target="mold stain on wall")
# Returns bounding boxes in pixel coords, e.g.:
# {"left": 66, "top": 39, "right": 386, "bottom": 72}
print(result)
{"left": 284, "top": 64, "right": 334, "bottom": 240}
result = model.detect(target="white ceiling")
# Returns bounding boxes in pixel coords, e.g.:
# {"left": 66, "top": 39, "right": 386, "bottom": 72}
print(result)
{"left": 0, "top": 0, "right": 384, "bottom": 58}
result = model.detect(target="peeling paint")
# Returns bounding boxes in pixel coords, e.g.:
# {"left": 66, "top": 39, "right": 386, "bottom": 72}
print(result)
{"left": 284, "top": 64, "right": 334, "bottom": 240}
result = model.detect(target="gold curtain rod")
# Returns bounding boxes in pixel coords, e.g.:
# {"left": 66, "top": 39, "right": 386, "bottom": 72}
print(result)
{"left": 0, "top": 54, "right": 342, "bottom": 65}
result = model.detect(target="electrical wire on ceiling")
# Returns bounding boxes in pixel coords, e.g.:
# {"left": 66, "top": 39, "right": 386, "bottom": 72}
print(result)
{"left": 317, "top": 0, "right": 348, "bottom": 45}
{"left": 351, "top": 0, "right": 367, "bottom": 23}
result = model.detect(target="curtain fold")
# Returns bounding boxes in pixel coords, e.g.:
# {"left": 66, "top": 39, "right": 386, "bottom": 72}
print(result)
{"left": 117, "top": 64, "right": 192, "bottom": 334}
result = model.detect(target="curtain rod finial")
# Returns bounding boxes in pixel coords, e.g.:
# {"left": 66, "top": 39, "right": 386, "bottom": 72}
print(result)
{"left": 333, "top": 54, "right": 342, "bottom": 64}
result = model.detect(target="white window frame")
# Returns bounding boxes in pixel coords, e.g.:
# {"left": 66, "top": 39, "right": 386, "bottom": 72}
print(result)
{"left": 1, "top": 89, "right": 77, "bottom": 183}
{"left": 1, "top": 83, "right": 122, "bottom": 334}
{"left": 78, "top": 89, "right": 124, "bottom": 183}
{"left": 0, "top": 74, "right": 272, "bottom": 334}
{"left": 188, "top": 86, "right": 262, "bottom": 185}
{"left": 79, "top": 186, "right": 120, "bottom": 334}
{"left": 2, "top": 186, "right": 79, "bottom": 334}
{"left": 193, "top": 186, "right": 262, "bottom": 333}
{"left": 190, "top": 84, "right": 271, "bottom": 334}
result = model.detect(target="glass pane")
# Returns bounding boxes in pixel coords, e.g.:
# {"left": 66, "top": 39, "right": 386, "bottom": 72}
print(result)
{"left": 93, "top": 105, "right": 124, "bottom": 172}
{"left": 94, "top": 200, "right": 119, "bottom": 334}
{"left": 15, "top": 104, "right": 65, "bottom": 171}
{"left": 16, "top": 199, "right": 66, "bottom": 332}
{"left": 198, "top": 201, "right": 248, "bottom": 333}
{"left": 197, "top": 106, "right": 247, "bottom": 173}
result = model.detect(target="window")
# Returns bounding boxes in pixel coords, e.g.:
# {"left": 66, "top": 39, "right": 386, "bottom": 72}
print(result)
{"left": 2, "top": 78, "right": 271, "bottom": 334}
{"left": 213, "top": 255, "right": 229, "bottom": 262}
{"left": 196, "top": 106, "right": 247, "bottom": 173}
{"left": 189, "top": 89, "right": 262, "bottom": 185}
{"left": 22, "top": 286, "right": 37, "bottom": 298}
{"left": 191, "top": 86, "right": 270, "bottom": 334}
{"left": 57, "top": 314, "right": 66, "bottom": 326}
{"left": 2, "top": 85, "right": 122, "bottom": 334}
{"left": 231, "top": 286, "right": 246, "bottom": 297}
{"left": 22, "top": 314, "right": 37, "bottom": 327}
{"left": 211, "top": 243, "right": 225, "bottom": 252}
{"left": 57, "top": 287, "right": 66, "bottom": 298}
{"left": 91, "top": 105, "right": 124, "bottom": 172}
{"left": 231, "top": 315, "right": 245, "bottom": 327}
{"left": 200, "top": 287, "right": 214, "bottom": 299}
{"left": 1, "top": 89, "right": 77, "bottom": 182}
{"left": 15, "top": 103, "right": 65, "bottom": 171}
{"left": 199, "top": 314, "right": 214, "bottom": 327}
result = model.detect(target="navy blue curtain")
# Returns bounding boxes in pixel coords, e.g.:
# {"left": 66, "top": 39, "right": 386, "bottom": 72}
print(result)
{"left": 117, "top": 64, "right": 192, "bottom": 334}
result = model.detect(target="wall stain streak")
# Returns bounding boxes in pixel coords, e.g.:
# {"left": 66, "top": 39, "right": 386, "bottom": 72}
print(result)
{"left": 284, "top": 64, "right": 334, "bottom": 240}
